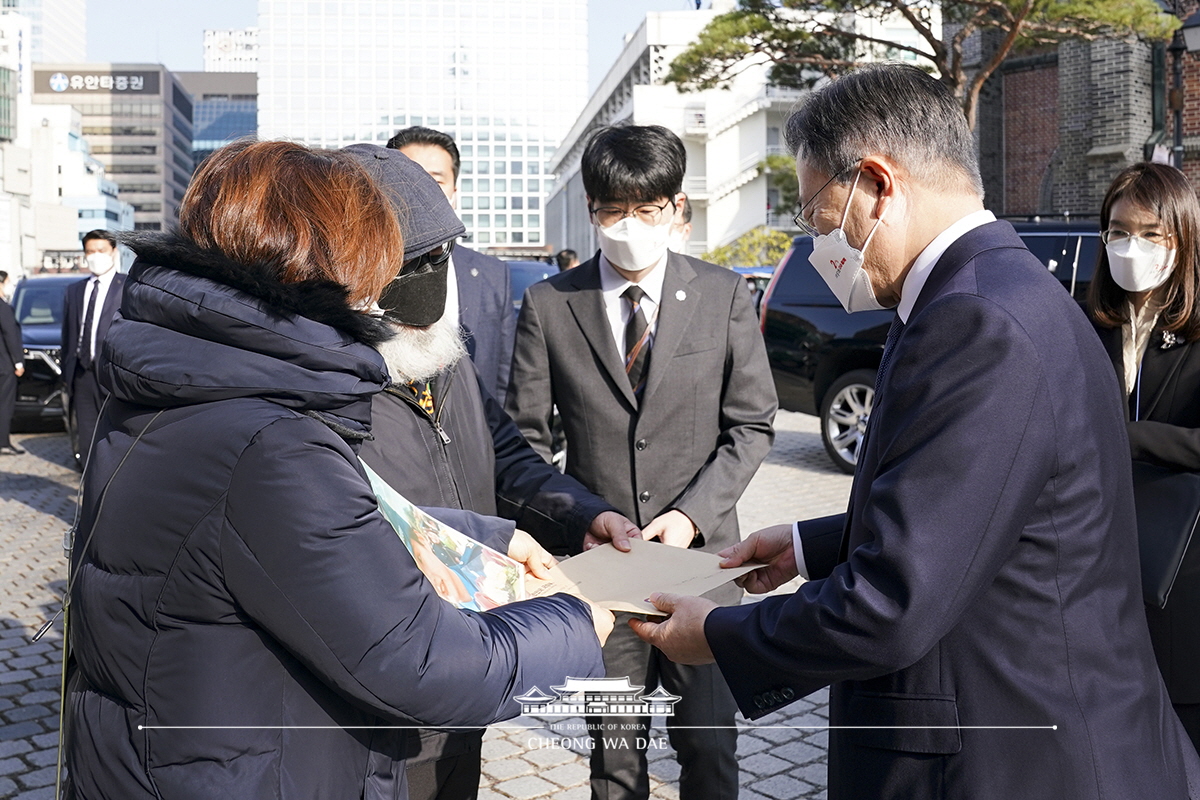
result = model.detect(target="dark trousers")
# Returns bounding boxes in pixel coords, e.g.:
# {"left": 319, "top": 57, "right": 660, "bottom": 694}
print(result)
{"left": 405, "top": 730, "right": 483, "bottom": 800}
{"left": 0, "top": 368, "right": 15, "bottom": 447}
{"left": 70, "top": 366, "right": 106, "bottom": 467}
{"left": 588, "top": 616, "right": 739, "bottom": 800}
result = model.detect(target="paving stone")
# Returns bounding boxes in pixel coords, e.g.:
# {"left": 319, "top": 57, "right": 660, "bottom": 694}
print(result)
{"left": 0, "top": 739, "right": 31, "bottom": 758}
{"left": 12, "top": 786, "right": 57, "bottom": 800}
{"left": 480, "top": 736, "right": 523, "bottom": 760}
{"left": 0, "top": 722, "right": 42, "bottom": 741}
{"left": 482, "top": 757, "right": 534, "bottom": 781}
{"left": 5, "top": 655, "right": 47, "bottom": 670}
{"left": 792, "top": 762, "right": 827, "bottom": 787}
{"left": 754, "top": 773, "right": 816, "bottom": 800}
{"left": 494, "top": 775, "right": 557, "bottom": 798}
{"left": 0, "top": 777, "right": 15, "bottom": 795}
{"left": 16, "top": 692, "right": 57, "bottom": 706}
{"left": 739, "top": 752, "right": 791, "bottom": 777}
{"left": 4, "top": 705, "right": 50, "bottom": 724}
{"left": 24, "top": 747, "right": 59, "bottom": 768}
{"left": 735, "top": 733, "right": 770, "bottom": 756}
{"left": 0, "top": 756, "right": 26, "bottom": 775}
{"left": 539, "top": 761, "right": 589, "bottom": 787}
{"left": 16, "top": 764, "right": 57, "bottom": 788}
{"left": 548, "top": 787, "right": 590, "bottom": 800}
{"left": 523, "top": 746, "right": 577, "bottom": 767}
{"left": 30, "top": 733, "right": 58, "bottom": 750}
{"left": 779, "top": 739, "right": 826, "bottom": 766}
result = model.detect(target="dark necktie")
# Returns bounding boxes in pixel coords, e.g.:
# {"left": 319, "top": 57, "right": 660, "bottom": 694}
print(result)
{"left": 623, "top": 285, "right": 651, "bottom": 396}
{"left": 874, "top": 316, "right": 906, "bottom": 395}
{"left": 79, "top": 277, "right": 100, "bottom": 371}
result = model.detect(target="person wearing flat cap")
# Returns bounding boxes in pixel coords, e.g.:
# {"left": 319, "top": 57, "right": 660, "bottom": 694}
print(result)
{"left": 343, "top": 144, "right": 642, "bottom": 800}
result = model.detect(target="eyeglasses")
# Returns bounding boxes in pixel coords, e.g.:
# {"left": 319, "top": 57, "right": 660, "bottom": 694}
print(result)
{"left": 1101, "top": 229, "right": 1173, "bottom": 246}
{"left": 792, "top": 160, "right": 861, "bottom": 237}
{"left": 589, "top": 198, "right": 676, "bottom": 229}
{"left": 400, "top": 239, "right": 455, "bottom": 275}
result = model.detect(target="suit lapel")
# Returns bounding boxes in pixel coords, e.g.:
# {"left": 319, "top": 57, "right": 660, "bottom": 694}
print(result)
{"left": 1138, "top": 331, "right": 1187, "bottom": 419}
{"left": 565, "top": 259, "right": 638, "bottom": 409}
{"left": 642, "top": 254, "right": 699, "bottom": 403}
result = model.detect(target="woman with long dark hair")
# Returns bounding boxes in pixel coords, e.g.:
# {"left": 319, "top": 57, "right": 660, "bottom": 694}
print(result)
{"left": 1089, "top": 161, "right": 1200, "bottom": 754}
{"left": 63, "top": 140, "right": 609, "bottom": 799}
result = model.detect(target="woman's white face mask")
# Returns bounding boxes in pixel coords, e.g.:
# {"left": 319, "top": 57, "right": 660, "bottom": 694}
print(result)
{"left": 1106, "top": 236, "right": 1175, "bottom": 294}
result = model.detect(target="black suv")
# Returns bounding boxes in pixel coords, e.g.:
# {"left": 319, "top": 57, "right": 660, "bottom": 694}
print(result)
{"left": 10, "top": 274, "right": 82, "bottom": 436}
{"left": 760, "top": 219, "right": 1100, "bottom": 473}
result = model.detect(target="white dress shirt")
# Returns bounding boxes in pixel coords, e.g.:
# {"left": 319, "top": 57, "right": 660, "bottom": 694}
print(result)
{"left": 443, "top": 254, "right": 461, "bottom": 329}
{"left": 82, "top": 267, "right": 119, "bottom": 363}
{"left": 792, "top": 208, "right": 997, "bottom": 578}
{"left": 598, "top": 251, "right": 669, "bottom": 357}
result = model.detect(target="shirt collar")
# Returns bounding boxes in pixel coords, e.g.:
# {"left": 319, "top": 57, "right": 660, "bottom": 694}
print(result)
{"left": 91, "top": 267, "right": 118, "bottom": 289}
{"left": 896, "top": 209, "right": 996, "bottom": 323}
{"left": 598, "top": 250, "right": 669, "bottom": 306}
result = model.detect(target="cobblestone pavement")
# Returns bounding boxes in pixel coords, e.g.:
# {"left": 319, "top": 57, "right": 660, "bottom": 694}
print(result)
{"left": 0, "top": 410, "right": 852, "bottom": 800}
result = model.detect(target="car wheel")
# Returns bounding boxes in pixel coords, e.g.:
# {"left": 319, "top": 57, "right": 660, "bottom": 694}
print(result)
{"left": 819, "top": 369, "right": 876, "bottom": 474}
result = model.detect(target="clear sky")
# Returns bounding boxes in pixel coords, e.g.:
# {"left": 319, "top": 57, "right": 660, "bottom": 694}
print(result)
{"left": 86, "top": 0, "right": 709, "bottom": 87}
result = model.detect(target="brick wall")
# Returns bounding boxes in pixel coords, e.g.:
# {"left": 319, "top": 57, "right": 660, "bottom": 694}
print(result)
{"left": 1002, "top": 62, "right": 1059, "bottom": 214}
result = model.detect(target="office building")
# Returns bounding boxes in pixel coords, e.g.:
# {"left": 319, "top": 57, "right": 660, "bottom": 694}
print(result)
{"left": 257, "top": 0, "right": 588, "bottom": 255}
{"left": 1, "top": 0, "right": 85, "bottom": 64}
{"left": 176, "top": 71, "right": 257, "bottom": 167}
{"left": 204, "top": 28, "right": 258, "bottom": 73}
{"left": 32, "top": 63, "right": 194, "bottom": 231}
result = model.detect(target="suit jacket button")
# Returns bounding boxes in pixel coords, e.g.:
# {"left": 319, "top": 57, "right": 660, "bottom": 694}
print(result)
{"left": 636, "top": 439, "right": 648, "bottom": 451}
{"left": 781, "top": 688, "right": 795, "bottom": 701}
{"left": 754, "top": 695, "right": 766, "bottom": 709}
{"left": 639, "top": 491, "right": 651, "bottom": 503}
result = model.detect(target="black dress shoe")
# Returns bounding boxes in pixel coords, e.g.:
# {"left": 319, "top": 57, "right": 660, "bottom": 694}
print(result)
{"left": 0, "top": 445, "right": 25, "bottom": 455}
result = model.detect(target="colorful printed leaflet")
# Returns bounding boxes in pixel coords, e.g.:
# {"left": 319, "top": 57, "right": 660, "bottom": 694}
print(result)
{"left": 360, "top": 459, "right": 525, "bottom": 611}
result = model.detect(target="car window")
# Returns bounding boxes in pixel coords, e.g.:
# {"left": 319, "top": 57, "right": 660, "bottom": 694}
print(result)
{"left": 1020, "top": 234, "right": 1071, "bottom": 277}
{"left": 771, "top": 239, "right": 834, "bottom": 305}
{"left": 13, "top": 284, "right": 66, "bottom": 326}
{"left": 507, "top": 262, "right": 555, "bottom": 308}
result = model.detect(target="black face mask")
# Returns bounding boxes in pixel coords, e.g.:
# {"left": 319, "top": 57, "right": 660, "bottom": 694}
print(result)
{"left": 378, "top": 240, "right": 454, "bottom": 327}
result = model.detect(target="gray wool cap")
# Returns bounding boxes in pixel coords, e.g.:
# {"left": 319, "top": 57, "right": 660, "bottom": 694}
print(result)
{"left": 342, "top": 143, "right": 465, "bottom": 261}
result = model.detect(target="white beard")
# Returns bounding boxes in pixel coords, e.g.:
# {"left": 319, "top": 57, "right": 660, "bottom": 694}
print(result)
{"left": 376, "top": 313, "right": 468, "bottom": 384}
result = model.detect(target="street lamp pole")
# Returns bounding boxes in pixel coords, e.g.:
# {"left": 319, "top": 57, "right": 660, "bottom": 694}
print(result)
{"left": 1172, "top": 27, "right": 1187, "bottom": 169}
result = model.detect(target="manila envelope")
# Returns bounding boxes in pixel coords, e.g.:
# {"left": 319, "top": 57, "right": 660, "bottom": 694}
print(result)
{"left": 527, "top": 537, "right": 764, "bottom": 614}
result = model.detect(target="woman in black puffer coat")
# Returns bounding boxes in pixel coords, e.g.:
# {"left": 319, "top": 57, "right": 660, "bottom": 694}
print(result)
{"left": 62, "top": 140, "right": 606, "bottom": 800}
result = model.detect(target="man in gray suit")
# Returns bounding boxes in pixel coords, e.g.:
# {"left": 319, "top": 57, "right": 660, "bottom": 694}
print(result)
{"left": 506, "top": 125, "right": 777, "bottom": 800}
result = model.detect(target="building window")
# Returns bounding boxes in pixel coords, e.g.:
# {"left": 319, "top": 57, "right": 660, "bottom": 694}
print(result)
{"left": 478, "top": 214, "right": 490, "bottom": 228}
{"left": 479, "top": 179, "right": 490, "bottom": 192}
{"left": 461, "top": 179, "right": 474, "bottom": 192}
{"left": 511, "top": 197, "right": 523, "bottom": 210}
{"left": 528, "top": 197, "right": 540, "bottom": 210}
{"left": 478, "top": 145, "right": 490, "bottom": 157}
{"left": 495, "top": 231, "right": 507, "bottom": 243}
{"left": 461, "top": 214, "right": 474, "bottom": 226}
{"left": 494, "top": 161, "right": 506, "bottom": 175}
{"left": 511, "top": 161, "right": 522, "bottom": 175}
{"left": 460, "top": 196, "right": 474, "bottom": 210}
{"left": 529, "top": 214, "right": 540, "bottom": 227}
{"left": 134, "top": 222, "right": 162, "bottom": 230}
{"left": 512, "top": 214, "right": 523, "bottom": 227}
{"left": 495, "top": 214, "right": 507, "bottom": 227}
{"left": 478, "top": 161, "right": 490, "bottom": 175}
{"left": 461, "top": 161, "right": 474, "bottom": 175}
{"left": 513, "top": 232, "right": 523, "bottom": 243}
{"left": 476, "top": 232, "right": 490, "bottom": 243}
{"left": 478, "top": 197, "right": 490, "bottom": 210}
{"left": 527, "top": 162, "right": 540, "bottom": 175}
{"left": 494, "top": 197, "right": 506, "bottom": 210}
{"left": 529, "top": 232, "right": 541, "bottom": 243}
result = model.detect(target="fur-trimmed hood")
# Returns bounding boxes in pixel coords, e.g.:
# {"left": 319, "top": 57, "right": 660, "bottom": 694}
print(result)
{"left": 98, "top": 233, "right": 391, "bottom": 429}
{"left": 122, "top": 232, "right": 393, "bottom": 347}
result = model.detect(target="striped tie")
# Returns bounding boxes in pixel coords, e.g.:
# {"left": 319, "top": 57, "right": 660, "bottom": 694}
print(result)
{"left": 623, "top": 285, "right": 651, "bottom": 396}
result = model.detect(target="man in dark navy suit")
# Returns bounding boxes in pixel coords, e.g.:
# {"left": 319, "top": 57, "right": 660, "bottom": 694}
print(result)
{"left": 387, "top": 126, "right": 515, "bottom": 403}
{"left": 62, "top": 230, "right": 126, "bottom": 467}
{"left": 634, "top": 64, "right": 1200, "bottom": 799}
